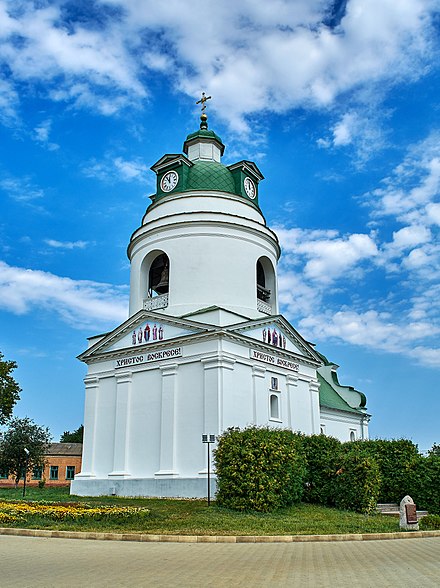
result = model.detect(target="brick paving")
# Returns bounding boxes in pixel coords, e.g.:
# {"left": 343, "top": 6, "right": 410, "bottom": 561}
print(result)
{"left": 1, "top": 535, "right": 439, "bottom": 587}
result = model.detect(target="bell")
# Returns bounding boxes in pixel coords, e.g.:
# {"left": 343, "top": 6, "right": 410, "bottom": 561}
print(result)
{"left": 153, "top": 264, "right": 169, "bottom": 294}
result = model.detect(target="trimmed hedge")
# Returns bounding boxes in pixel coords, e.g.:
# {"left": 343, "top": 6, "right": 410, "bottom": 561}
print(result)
{"left": 214, "top": 428, "right": 437, "bottom": 515}
{"left": 413, "top": 453, "right": 440, "bottom": 514}
{"left": 344, "top": 439, "right": 420, "bottom": 503}
{"left": 214, "top": 427, "right": 306, "bottom": 512}
{"left": 333, "top": 452, "right": 381, "bottom": 514}
{"left": 301, "top": 434, "right": 341, "bottom": 506}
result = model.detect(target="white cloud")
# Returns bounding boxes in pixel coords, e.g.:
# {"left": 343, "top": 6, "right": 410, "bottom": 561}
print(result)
{"left": 0, "top": 260, "right": 128, "bottom": 330}
{"left": 368, "top": 132, "right": 440, "bottom": 223}
{"left": 44, "top": 239, "right": 89, "bottom": 250}
{"left": 0, "top": 176, "right": 44, "bottom": 203}
{"left": 33, "top": 119, "right": 59, "bottom": 151}
{"left": 318, "top": 108, "right": 388, "bottom": 163}
{"left": 113, "top": 157, "right": 148, "bottom": 181}
{"left": 83, "top": 155, "right": 148, "bottom": 183}
{"left": 298, "top": 308, "right": 440, "bottom": 361}
{"left": 0, "top": 0, "right": 437, "bottom": 128}
{"left": 276, "top": 227, "right": 378, "bottom": 284}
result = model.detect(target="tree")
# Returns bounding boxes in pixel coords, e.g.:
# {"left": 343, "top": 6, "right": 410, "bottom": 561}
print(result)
{"left": 0, "top": 417, "right": 52, "bottom": 486}
{"left": 429, "top": 443, "right": 440, "bottom": 457}
{"left": 60, "top": 424, "right": 84, "bottom": 443}
{"left": 0, "top": 351, "right": 21, "bottom": 424}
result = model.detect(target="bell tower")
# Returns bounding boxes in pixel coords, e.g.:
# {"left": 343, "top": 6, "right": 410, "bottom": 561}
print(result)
{"left": 127, "top": 103, "right": 280, "bottom": 323}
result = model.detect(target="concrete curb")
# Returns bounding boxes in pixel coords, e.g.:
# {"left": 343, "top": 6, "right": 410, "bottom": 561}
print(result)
{"left": 1, "top": 527, "right": 440, "bottom": 543}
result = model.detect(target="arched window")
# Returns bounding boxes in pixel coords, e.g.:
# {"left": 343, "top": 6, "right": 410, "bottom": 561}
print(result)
{"left": 256, "top": 257, "right": 276, "bottom": 314}
{"left": 270, "top": 394, "right": 279, "bottom": 420}
{"left": 148, "top": 253, "right": 169, "bottom": 297}
{"left": 350, "top": 431, "right": 356, "bottom": 442}
{"left": 257, "top": 260, "right": 270, "bottom": 302}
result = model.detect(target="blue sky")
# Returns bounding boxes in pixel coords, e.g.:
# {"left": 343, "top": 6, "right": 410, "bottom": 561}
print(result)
{"left": 0, "top": 0, "right": 439, "bottom": 450}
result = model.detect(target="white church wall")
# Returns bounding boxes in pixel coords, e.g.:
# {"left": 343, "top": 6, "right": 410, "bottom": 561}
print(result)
{"left": 127, "top": 369, "right": 162, "bottom": 477}
{"left": 92, "top": 376, "right": 116, "bottom": 477}
{"left": 319, "top": 409, "right": 368, "bottom": 441}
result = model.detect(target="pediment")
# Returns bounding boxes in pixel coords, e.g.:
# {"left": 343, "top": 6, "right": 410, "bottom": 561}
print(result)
{"left": 79, "top": 311, "right": 212, "bottom": 361}
{"left": 227, "top": 315, "right": 322, "bottom": 363}
{"left": 150, "top": 153, "right": 192, "bottom": 173}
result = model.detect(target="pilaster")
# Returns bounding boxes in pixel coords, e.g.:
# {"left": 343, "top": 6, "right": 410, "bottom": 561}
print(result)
{"left": 286, "top": 373, "right": 299, "bottom": 430}
{"left": 76, "top": 376, "right": 99, "bottom": 478}
{"left": 109, "top": 371, "right": 132, "bottom": 478}
{"left": 155, "top": 363, "right": 179, "bottom": 476}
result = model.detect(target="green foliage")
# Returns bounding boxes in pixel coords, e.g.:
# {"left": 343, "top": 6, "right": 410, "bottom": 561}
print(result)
{"left": 419, "top": 514, "right": 440, "bottom": 530}
{"left": 300, "top": 434, "right": 341, "bottom": 506}
{"left": 0, "top": 417, "right": 52, "bottom": 485}
{"left": 0, "top": 351, "right": 21, "bottom": 425}
{"left": 333, "top": 451, "right": 381, "bottom": 514}
{"left": 60, "top": 424, "right": 84, "bottom": 443}
{"left": 344, "top": 439, "right": 421, "bottom": 503}
{"left": 215, "top": 426, "right": 306, "bottom": 512}
{"left": 38, "top": 478, "right": 46, "bottom": 489}
{"left": 428, "top": 443, "right": 440, "bottom": 457}
{"left": 413, "top": 453, "right": 440, "bottom": 514}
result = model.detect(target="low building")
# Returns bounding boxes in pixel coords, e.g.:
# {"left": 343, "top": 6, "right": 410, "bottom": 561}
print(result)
{"left": 0, "top": 443, "right": 82, "bottom": 487}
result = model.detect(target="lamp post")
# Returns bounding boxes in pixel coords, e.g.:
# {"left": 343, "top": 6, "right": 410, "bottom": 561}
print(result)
{"left": 202, "top": 434, "right": 216, "bottom": 506}
{"left": 23, "top": 447, "right": 30, "bottom": 498}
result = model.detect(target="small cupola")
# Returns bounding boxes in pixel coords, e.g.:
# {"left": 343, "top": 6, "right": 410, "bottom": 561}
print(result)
{"left": 183, "top": 94, "right": 225, "bottom": 163}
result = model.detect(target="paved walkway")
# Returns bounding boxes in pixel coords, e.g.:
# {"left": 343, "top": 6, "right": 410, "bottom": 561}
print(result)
{"left": 1, "top": 535, "right": 439, "bottom": 587}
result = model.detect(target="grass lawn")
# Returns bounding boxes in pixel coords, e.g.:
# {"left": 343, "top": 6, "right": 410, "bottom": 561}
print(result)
{"left": 0, "top": 486, "right": 400, "bottom": 535}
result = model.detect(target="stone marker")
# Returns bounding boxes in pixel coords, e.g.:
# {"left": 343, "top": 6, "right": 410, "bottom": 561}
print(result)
{"left": 399, "top": 495, "right": 419, "bottom": 531}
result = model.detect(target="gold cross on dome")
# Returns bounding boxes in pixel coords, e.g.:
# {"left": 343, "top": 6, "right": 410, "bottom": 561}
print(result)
{"left": 196, "top": 92, "right": 212, "bottom": 112}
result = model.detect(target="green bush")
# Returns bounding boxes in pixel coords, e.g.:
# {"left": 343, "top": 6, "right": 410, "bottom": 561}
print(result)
{"left": 419, "top": 514, "right": 440, "bottom": 530}
{"left": 413, "top": 453, "right": 440, "bottom": 514}
{"left": 333, "top": 451, "right": 381, "bottom": 514}
{"left": 344, "top": 439, "right": 420, "bottom": 503}
{"left": 214, "top": 427, "right": 306, "bottom": 512}
{"left": 301, "top": 434, "right": 341, "bottom": 506}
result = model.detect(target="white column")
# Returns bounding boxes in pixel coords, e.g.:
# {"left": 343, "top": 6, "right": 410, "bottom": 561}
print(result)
{"left": 109, "top": 371, "right": 132, "bottom": 478}
{"left": 309, "top": 378, "right": 321, "bottom": 435}
{"left": 155, "top": 363, "right": 179, "bottom": 476}
{"left": 286, "top": 373, "right": 299, "bottom": 430}
{"left": 252, "top": 365, "right": 266, "bottom": 424}
{"left": 76, "top": 376, "right": 99, "bottom": 478}
{"left": 200, "top": 356, "right": 235, "bottom": 473}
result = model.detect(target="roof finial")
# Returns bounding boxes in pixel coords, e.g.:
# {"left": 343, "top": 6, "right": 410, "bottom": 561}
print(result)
{"left": 196, "top": 92, "right": 211, "bottom": 130}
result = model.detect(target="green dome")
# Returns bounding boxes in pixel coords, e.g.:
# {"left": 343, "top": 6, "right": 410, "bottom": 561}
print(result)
{"left": 185, "top": 129, "right": 223, "bottom": 144}
{"left": 184, "top": 160, "right": 235, "bottom": 193}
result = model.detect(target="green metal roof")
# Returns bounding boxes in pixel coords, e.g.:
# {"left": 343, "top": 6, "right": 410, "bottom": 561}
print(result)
{"left": 318, "top": 372, "right": 363, "bottom": 414}
{"left": 185, "top": 129, "right": 223, "bottom": 144}
{"left": 184, "top": 160, "right": 235, "bottom": 193}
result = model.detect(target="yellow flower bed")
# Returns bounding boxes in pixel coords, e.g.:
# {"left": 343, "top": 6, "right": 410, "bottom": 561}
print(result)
{"left": 0, "top": 500, "right": 150, "bottom": 521}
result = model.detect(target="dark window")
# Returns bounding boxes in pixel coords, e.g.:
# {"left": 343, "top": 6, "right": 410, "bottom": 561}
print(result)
{"left": 50, "top": 466, "right": 59, "bottom": 480}
{"left": 148, "top": 253, "right": 169, "bottom": 296}
{"left": 270, "top": 377, "right": 278, "bottom": 390}
{"left": 32, "top": 466, "right": 43, "bottom": 480}
{"left": 66, "top": 466, "right": 75, "bottom": 480}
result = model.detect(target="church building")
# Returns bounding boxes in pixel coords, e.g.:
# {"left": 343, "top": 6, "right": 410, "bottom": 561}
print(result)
{"left": 71, "top": 103, "right": 370, "bottom": 498}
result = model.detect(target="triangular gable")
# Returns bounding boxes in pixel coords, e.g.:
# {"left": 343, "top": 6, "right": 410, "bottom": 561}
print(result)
{"left": 150, "top": 153, "right": 192, "bottom": 173}
{"left": 79, "top": 310, "right": 212, "bottom": 361}
{"left": 226, "top": 315, "right": 322, "bottom": 363}
{"left": 227, "top": 160, "right": 264, "bottom": 181}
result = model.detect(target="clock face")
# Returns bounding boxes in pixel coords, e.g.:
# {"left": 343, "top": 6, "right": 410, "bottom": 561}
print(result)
{"left": 244, "top": 177, "right": 256, "bottom": 199}
{"left": 160, "top": 170, "right": 179, "bottom": 192}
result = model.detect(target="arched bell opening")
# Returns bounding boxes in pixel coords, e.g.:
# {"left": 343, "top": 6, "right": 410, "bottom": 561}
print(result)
{"left": 256, "top": 257, "right": 276, "bottom": 313}
{"left": 139, "top": 250, "right": 170, "bottom": 306}
{"left": 148, "top": 253, "right": 169, "bottom": 297}
{"left": 256, "top": 260, "right": 270, "bottom": 302}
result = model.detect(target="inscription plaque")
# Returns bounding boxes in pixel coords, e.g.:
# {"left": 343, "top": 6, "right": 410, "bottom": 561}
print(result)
{"left": 405, "top": 503, "right": 418, "bottom": 524}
